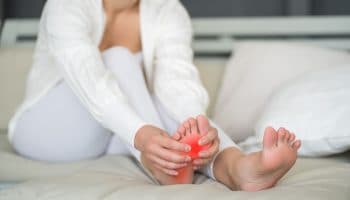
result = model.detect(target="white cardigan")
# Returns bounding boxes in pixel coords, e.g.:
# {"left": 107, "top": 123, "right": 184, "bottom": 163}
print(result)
{"left": 8, "top": 0, "right": 209, "bottom": 154}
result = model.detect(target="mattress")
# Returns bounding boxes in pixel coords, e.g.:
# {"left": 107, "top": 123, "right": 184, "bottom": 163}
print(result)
{"left": 0, "top": 132, "right": 349, "bottom": 200}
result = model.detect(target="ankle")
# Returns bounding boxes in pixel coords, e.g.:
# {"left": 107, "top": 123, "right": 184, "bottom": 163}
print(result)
{"left": 228, "top": 151, "right": 247, "bottom": 190}
{"left": 213, "top": 147, "right": 245, "bottom": 190}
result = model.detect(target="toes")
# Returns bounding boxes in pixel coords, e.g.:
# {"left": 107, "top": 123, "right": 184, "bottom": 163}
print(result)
{"left": 284, "top": 131, "right": 291, "bottom": 142}
{"left": 292, "top": 140, "right": 302, "bottom": 150}
{"left": 289, "top": 133, "right": 296, "bottom": 144}
{"left": 189, "top": 118, "right": 199, "bottom": 135}
{"left": 179, "top": 125, "right": 186, "bottom": 137}
{"left": 184, "top": 121, "right": 191, "bottom": 136}
{"left": 277, "top": 128, "right": 286, "bottom": 143}
{"left": 177, "top": 125, "right": 186, "bottom": 138}
{"left": 197, "top": 115, "right": 209, "bottom": 135}
{"left": 263, "top": 127, "right": 278, "bottom": 149}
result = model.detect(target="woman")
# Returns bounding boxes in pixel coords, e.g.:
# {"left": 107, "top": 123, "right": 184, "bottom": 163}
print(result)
{"left": 8, "top": 0, "right": 301, "bottom": 191}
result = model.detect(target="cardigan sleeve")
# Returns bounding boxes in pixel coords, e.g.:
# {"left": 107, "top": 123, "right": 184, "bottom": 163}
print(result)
{"left": 44, "top": 0, "right": 146, "bottom": 158}
{"left": 153, "top": 0, "right": 209, "bottom": 123}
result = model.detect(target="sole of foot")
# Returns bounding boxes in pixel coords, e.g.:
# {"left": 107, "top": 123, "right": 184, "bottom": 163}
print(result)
{"left": 230, "top": 127, "right": 301, "bottom": 191}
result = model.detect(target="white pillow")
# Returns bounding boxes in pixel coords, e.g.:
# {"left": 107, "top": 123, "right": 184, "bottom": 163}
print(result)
{"left": 213, "top": 42, "right": 350, "bottom": 143}
{"left": 254, "top": 65, "right": 350, "bottom": 156}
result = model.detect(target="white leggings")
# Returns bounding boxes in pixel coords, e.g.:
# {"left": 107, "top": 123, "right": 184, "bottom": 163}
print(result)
{"left": 11, "top": 47, "right": 237, "bottom": 180}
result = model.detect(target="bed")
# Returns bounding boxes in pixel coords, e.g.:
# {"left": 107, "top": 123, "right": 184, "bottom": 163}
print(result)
{"left": 0, "top": 16, "right": 350, "bottom": 199}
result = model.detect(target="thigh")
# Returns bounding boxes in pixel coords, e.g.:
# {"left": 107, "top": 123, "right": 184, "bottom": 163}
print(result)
{"left": 12, "top": 81, "right": 112, "bottom": 162}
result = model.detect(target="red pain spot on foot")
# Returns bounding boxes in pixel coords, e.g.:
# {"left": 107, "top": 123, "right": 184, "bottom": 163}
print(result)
{"left": 181, "top": 134, "right": 211, "bottom": 159}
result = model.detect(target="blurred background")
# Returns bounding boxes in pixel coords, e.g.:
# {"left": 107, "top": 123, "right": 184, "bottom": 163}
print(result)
{"left": 0, "top": 0, "right": 350, "bottom": 20}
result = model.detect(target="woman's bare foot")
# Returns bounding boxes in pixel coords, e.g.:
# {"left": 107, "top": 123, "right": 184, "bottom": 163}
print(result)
{"left": 173, "top": 118, "right": 200, "bottom": 183}
{"left": 178, "top": 118, "right": 210, "bottom": 159}
{"left": 220, "top": 127, "right": 301, "bottom": 191}
{"left": 197, "top": 115, "right": 209, "bottom": 138}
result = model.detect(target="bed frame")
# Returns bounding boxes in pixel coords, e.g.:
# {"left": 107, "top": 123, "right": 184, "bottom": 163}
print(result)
{"left": 1, "top": 16, "right": 350, "bottom": 56}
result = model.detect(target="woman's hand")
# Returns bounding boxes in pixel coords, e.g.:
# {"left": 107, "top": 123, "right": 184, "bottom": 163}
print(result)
{"left": 192, "top": 126, "right": 220, "bottom": 170}
{"left": 135, "top": 125, "right": 192, "bottom": 176}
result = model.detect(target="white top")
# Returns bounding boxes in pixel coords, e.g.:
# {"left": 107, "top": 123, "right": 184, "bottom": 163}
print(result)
{"left": 8, "top": 0, "right": 209, "bottom": 155}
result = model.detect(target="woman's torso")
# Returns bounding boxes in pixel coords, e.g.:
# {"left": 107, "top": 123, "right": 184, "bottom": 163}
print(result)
{"left": 7, "top": 0, "right": 208, "bottom": 143}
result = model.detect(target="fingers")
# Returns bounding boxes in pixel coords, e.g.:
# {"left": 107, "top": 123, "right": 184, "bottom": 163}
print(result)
{"left": 153, "top": 164, "right": 179, "bottom": 176}
{"left": 161, "top": 136, "right": 191, "bottom": 153}
{"left": 172, "top": 132, "right": 181, "bottom": 141}
{"left": 198, "top": 127, "right": 218, "bottom": 146}
{"left": 139, "top": 125, "right": 193, "bottom": 177}
{"left": 199, "top": 138, "right": 219, "bottom": 158}
{"left": 176, "top": 125, "right": 186, "bottom": 139}
{"left": 148, "top": 154, "right": 188, "bottom": 171}
{"left": 192, "top": 138, "right": 220, "bottom": 170}
{"left": 154, "top": 144, "right": 191, "bottom": 163}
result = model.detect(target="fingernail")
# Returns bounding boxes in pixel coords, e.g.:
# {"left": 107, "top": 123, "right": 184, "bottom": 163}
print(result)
{"left": 172, "top": 171, "right": 179, "bottom": 176}
{"left": 199, "top": 152, "right": 205, "bottom": 157}
{"left": 198, "top": 139, "right": 204, "bottom": 146}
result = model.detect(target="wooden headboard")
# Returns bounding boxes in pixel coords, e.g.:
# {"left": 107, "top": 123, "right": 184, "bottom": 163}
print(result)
{"left": 1, "top": 16, "right": 350, "bottom": 56}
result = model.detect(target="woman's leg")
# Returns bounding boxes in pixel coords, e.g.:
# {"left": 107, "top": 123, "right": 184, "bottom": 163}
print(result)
{"left": 101, "top": 47, "right": 165, "bottom": 154}
{"left": 102, "top": 47, "right": 196, "bottom": 184}
{"left": 11, "top": 81, "right": 112, "bottom": 162}
{"left": 11, "top": 46, "right": 166, "bottom": 162}
{"left": 11, "top": 46, "right": 162, "bottom": 162}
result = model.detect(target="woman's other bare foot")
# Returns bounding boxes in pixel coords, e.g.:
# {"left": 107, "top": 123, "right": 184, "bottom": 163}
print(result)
{"left": 173, "top": 118, "right": 203, "bottom": 183}
{"left": 214, "top": 127, "right": 301, "bottom": 191}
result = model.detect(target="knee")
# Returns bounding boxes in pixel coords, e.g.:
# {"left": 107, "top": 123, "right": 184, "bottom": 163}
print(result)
{"left": 102, "top": 46, "right": 143, "bottom": 77}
